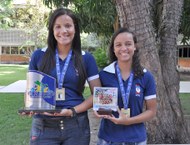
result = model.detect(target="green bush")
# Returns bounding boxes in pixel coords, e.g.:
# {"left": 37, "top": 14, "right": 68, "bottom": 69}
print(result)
{"left": 93, "top": 48, "right": 109, "bottom": 70}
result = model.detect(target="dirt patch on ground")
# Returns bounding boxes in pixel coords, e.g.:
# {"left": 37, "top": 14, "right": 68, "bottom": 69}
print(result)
{"left": 88, "top": 109, "right": 100, "bottom": 145}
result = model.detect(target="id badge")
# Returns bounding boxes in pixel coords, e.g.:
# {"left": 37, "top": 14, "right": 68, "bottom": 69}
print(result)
{"left": 121, "top": 108, "right": 130, "bottom": 117}
{"left": 56, "top": 88, "right": 65, "bottom": 101}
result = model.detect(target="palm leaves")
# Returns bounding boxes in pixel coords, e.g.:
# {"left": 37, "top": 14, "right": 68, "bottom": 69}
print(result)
{"left": 180, "top": 0, "right": 190, "bottom": 45}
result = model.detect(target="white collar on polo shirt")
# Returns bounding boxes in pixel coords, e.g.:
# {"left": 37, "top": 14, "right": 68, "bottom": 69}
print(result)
{"left": 103, "top": 61, "right": 116, "bottom": 74}
{"left": 103, "top": 61, "right": 147, "bottom": 74}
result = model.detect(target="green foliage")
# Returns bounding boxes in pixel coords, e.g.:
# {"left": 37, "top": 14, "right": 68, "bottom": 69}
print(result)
{"left": 42, "top": 0, "right": 116, "bottom": 36}
{"left": 93, "top": 48, "right": 109, "bottom": 69}
{"left": 42, "top": 0, "right": 190, "bottom": 43}
{"left": 75, "top": 0, "right": 116, "bottom": 36}
{"left": 11, "top": 1, "right": 50, "bottom": 48}
{"left": 43, "top": 0, "right": 190, "bottom": 42}
{"left": 0, "top": 1, "right": 50, "bottom": 48}
{"left": 83, "top": 87, "right": 91, "bottom": 99}
{"left": 0, "top": 0, "right": 14, "bottom": 28}
{"left": 179, "top": 0, "right": 190, "bottom": 45}
{"left": 43, "top": 0, "right": 70, "bottom": 8}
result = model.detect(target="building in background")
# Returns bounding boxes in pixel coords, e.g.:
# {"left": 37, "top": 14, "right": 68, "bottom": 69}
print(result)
{"left": 178, "top": 45, "right": 190, "bottom": 68}
{"left": 177, "top": 34, "right": 190, "bottom": 69}
{"left": 0, "top": 0, "right": 49, "bottom": 64}
{"left": 0, "top": 29, "right": 35, "bottom": 64}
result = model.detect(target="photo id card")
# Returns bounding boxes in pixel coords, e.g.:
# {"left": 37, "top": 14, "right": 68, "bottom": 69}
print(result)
{"left": 56, "top": 88, "right": 65, "bottom": 101}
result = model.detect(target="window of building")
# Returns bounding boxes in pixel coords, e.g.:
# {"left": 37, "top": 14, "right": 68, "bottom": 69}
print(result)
{"left": 178, "top": 46, "right": 190, "bottom": 58}
{"left": 11, "top": 47, "right": 19, "bottom": 54}
{"left": 2, "top": 47, "right": 10, "bottom": 54}
{"left": 1, "top": 46, "right": 35, "bottom": 55}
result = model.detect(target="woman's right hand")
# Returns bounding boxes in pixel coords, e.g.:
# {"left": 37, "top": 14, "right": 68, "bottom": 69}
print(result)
{"left": 18, "top": 111, "right": 37, "bottom": 117}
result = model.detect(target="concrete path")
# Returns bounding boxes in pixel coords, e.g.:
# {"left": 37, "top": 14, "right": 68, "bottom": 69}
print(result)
{"left": 179, "top": 81, "right": 190, "bottom": 93}
{"left": 0, "top": 80, "right": 26, "bottom": 93}
{"left": 0, "top": 80, "right": 189, "bottom": 93}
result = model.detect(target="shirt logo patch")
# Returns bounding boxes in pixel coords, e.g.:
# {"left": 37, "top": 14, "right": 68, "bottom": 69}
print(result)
{"left": 135, "top": 84, "right": 141, "bottom": 97}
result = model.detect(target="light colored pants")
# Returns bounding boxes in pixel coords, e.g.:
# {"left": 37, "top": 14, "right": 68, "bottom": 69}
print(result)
{"left": 97, "top": 138, "right": 147, "bottom": 145}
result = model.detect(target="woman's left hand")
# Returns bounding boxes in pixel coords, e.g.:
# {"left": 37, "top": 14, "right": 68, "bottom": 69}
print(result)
{"left": 105, "top": 107, "right": 130, "bottom": 125}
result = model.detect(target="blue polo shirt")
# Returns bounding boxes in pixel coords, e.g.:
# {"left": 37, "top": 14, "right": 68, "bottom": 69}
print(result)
{"left": 98, "top": 62, "right": 156, "bottom": 143}
{"left": 29, "top": 47, "right": 99, "bottom": 109}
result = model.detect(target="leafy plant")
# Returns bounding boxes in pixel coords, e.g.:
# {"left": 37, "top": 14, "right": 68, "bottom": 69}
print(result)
{"left": 93, "top": 48, "right": 109, "bottom": 69}
{"left": 43, "top": 0, "right": 117, "bottom": 36}
{"left": 179, "top": 0, "right": 190, "bottom": 45}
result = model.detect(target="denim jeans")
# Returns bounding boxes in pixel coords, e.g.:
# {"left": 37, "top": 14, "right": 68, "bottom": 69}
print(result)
{"left": 97, "top": 138, "right": 147, "bottom": 145}
{"left": 30, "top": 112, "right": 90, "bottom": 145}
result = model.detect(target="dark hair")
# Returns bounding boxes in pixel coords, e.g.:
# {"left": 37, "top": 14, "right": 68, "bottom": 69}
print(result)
{"left": 39, "top": 8, "right": 86, "bottom": 94}
{"left": 109, "top": 27, "right": 144, "bottom": 77}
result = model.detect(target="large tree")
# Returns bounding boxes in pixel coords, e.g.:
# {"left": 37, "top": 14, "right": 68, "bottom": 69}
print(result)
{"left": 43, "top": 0, "right": 190, "bottom": 44}
{"left": 43, "top": 0, "right": 190, "bottom": 143}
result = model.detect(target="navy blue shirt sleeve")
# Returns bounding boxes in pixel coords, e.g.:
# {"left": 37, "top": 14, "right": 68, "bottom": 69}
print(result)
{"left": 143, "top": 70, "right": 156, "bottom": 100}
{"left": 29, "top": 49, "right": 39, "bottom": 70}
{"left": 29, "top": 49, "right": 44, "bottom": 71}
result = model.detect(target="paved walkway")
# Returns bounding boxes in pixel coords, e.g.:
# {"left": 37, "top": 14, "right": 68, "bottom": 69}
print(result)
{"left": 0, "top": 80, "right": 189, "bottom": 93}
{"left": 0, "top": 80, "right": 26, "bottom": 93}
{"left": 179, "top": 81, "right": 190, "bottom": 93}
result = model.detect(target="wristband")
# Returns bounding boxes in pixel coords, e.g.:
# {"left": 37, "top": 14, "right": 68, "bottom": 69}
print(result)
{"left": 70, "top": 107, "right": 77, "bottom": 117}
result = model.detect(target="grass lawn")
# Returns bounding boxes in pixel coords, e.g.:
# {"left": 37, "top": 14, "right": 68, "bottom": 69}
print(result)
{"left": 0, "top": 64, "right": 28, "bottom": 86}
{"left": 0, "top": 64, "right": 30, "bottom": 145}
{"left": 0, "top": 93, "right": 31, "bottom": 145}
{"left": 0, "top": 64, "right": 189, "bottom": 145}
{"left": 179, "top": 93, "right": 190, "bottom": 115}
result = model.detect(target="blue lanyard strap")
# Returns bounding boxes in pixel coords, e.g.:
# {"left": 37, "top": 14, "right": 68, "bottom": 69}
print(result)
{"left": 116, "top": 62, "right": 134, "bottom": 109}
{"left": 55, "top": 49, "right": 72, "bottom": 89}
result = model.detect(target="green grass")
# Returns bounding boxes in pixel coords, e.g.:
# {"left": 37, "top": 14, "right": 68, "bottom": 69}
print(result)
{"left": 83, "top": 87, "right": 91, "bottom": 99}
{"left": 0, "top": 64, "right": 189, "bottom": 145}
{"left": 0, "top": 64, "right": 28, "bottom": 86}
{"left": 0, "top": 93, "right": 31, "bottom": 145}
{"left": 179, "top": 93, "right": 190, "bottom": 115}
{"left": 0, "top": 64, "right": 31, "bottom": 145}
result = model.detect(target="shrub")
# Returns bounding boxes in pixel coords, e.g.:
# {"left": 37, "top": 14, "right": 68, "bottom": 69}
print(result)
{"left": 93, "top": 48, "right": 109, "bottom": 70}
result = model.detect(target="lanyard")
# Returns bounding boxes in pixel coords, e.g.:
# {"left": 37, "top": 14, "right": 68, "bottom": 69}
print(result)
{"left": 116, "top": 62, "right": 134, "bottom": 109}
{"left": 55, "top": 48, "right": 72, "bottom": 89}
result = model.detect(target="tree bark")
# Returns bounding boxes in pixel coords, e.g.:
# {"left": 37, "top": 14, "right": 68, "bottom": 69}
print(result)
{"left": 115, "top": 0, "right": 190, "bottom": 143}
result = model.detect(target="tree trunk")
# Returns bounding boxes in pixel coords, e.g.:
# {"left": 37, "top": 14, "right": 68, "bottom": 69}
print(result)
{"left": 115, "top": 0, "right": 190, "bottom": 143}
